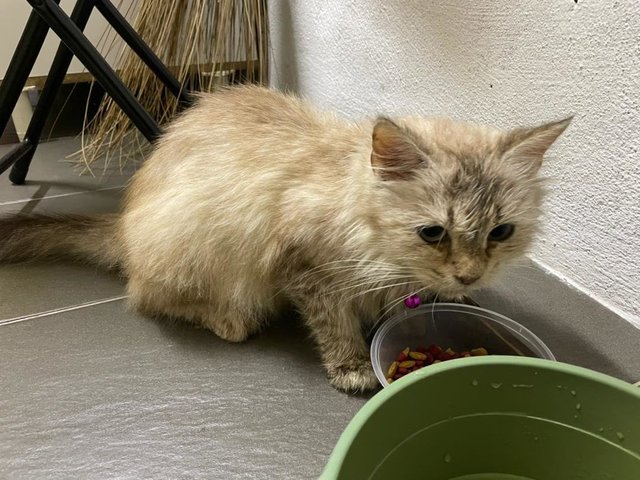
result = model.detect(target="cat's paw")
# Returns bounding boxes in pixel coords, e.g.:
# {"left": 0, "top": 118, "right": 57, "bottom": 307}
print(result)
{"left": 327, "top": 359, "right": 380, "bottom": 393}
{"left": 203, "top": 312, "right": 261, "bottom": 343}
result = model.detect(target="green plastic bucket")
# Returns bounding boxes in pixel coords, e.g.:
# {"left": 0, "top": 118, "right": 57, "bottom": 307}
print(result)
{"left": 322, "top": 357, "right": 640, "bottom": 480}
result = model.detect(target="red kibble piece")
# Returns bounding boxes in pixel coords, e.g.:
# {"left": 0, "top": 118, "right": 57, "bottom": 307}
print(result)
{"left": 396, "top": 347, "right": 411, "bottom": 362}
{"left": 427, "top": 344, "right": 442, "bottom": 356}
{"left": 398, "top": 367, "right": 408, "bottom": 374}
{"left": 424, "top": 352, "right": 434, "bottom": 364}
{"left": 438, "top": 351, "right": 454, "bottom": 361}
{"left": 415, "top": 360, "right": 424, "bottom": 367}
{"left": 393, "top": 373, "right": 403, "bottom": 380}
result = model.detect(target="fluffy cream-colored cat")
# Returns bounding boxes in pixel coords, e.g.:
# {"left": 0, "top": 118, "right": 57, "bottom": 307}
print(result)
{"left": 0, "top": 86, "right": 570, "bottom": 392}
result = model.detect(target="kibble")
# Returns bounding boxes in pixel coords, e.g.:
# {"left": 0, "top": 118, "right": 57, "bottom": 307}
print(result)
{"left": 408, "top": 351, "right": 427, "bottom": 361}
{"left": 387, "top": 361, "right": 398, "bottom": 377}
{"left": 386, "top": 344, "right": 490, "bottom": 383}
{"left": 396, "top": 347, "right": 411, "bottom": 362}
{"left": 471, "top": 347, "right": 489, "bottom": 356}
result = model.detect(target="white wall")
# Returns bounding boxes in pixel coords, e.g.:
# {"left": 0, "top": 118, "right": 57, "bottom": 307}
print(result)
{"left": 268, "top": 0, "right": 640, "bottom": 326}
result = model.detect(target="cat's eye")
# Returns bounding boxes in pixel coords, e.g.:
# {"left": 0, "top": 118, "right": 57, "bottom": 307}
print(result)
{"left": 488, "top": 224, "right": 515, "bottom": 242}
{"left": 418, "top": 225, "right": 447, "bottom": 243}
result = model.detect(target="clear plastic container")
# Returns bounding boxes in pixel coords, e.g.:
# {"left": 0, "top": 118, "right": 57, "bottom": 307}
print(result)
{"left": 370, "top": 303, "right": 555, "bottom": 387}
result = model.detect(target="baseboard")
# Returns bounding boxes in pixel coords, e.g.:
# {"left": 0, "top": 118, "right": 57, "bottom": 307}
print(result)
{"left": 530, "top": 257, "right": 640, "bottom": 329}
{"left": 476, "top": 259, "right": 640, "bottom": 384}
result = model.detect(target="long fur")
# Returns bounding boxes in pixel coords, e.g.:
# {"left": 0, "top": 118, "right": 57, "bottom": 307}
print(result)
{"left": 0, "top": 214, "right": 120, "bottom": 268}
{"left": 0, "top": 86, "right": 570, "bottom": 392}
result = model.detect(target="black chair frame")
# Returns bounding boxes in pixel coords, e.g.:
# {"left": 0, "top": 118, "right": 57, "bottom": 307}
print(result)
{"left": 0, "top": 0, "right": 189, "bottom": 184}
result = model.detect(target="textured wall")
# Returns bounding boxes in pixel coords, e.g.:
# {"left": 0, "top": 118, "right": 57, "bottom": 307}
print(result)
{"left": 268, "top": 0, "right": 640, "bottom": 326}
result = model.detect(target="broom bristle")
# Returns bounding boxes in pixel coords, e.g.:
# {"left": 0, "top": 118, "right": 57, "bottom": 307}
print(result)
{"left": 70, "top": 0, "right": 269, "bottom": 173}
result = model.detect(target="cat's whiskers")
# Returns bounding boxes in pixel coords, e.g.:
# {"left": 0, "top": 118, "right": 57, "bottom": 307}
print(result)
{"left": 430, "top": 287, "right": 443, "bottom": 318}
{"left": 326, "top": 268, "right": 412, "bottom": 292}
{"left": 329, "top": 274, "right": 410, "bottom": 293}
{"left": 296, "top": 260, "right": 411, "bottom": 282}
{"left": 274, "top": 259, "right": 412, "bottom": 300}
{"left": 507, "top": 262, "right": 543, "bottom": 272}
{"left": 342, "top": 279, "right": 418, "bottom": 303}
{"left": 307, "top": 266, "right": 411, "bottom": 283}
{"left": 305, "top": 258, "right": 411, "bottom": 272}
{"left": 296, "top": 259, "right": 414, "bottom": 289}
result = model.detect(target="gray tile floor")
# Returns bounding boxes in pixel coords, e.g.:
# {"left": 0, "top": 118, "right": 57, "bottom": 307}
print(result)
{"left": 1, "top": 138, "right": 639, "bottom": 479}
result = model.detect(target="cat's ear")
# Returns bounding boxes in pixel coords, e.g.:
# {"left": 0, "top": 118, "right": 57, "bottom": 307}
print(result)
{"left": 371, "top": 118, "right": 428, "bottom": 181}
{"left": 501, "top": 117, "right": 573, "bottom": 176}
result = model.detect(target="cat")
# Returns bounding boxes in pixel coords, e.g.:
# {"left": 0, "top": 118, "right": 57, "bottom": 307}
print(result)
{"left": 0, "top": 86, "right": 571, "bottom": 392}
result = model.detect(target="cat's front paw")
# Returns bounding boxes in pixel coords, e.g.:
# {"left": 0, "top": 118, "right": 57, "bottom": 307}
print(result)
{"left": 327, "top": 359, "right": 380, "bottom": 393}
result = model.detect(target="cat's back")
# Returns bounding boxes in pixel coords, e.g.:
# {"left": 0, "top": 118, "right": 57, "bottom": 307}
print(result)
{"left": 137, "top": 85, "right": 356, "bottom": 185}
{"left": 125, "top": 85, "right": 358, "bottom": 217}
{"left": 175, "top": 85, "right": 340, "bottom": 141}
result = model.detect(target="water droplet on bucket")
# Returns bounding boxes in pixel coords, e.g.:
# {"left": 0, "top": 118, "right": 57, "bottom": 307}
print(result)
{"left": 472, "top": 379, "right": 479, "bottom": 387}
{"left": 617, "top": 432, "right": 625, "bottom": 442}
{"left": 533, "top": 436, "right": 539, "bottom": 441}
{"left": 571, "top": 390, "right": 577, "bottom": 396}
{"left": 574, "top": 414, "right": 579, "bottom": 419}
{"left": 491, "top": 382, "right": 502, "bottom": 389}
{"left": 576, "top": 403, "right": 582, "bottom": 411}
{"left": 599, "top": 427, "right": 605, "bottom": 433}
{"left": 444, "top": 453, "right": 452, "bottom": 463}
{"left": 534, "top": 371, "right": 539, "bottom": 376}
{"left": 512, "top": 384, "right": 534, "bottom": 389}
{"left": 556, "top": 385, "right": 563, "bottom": 389}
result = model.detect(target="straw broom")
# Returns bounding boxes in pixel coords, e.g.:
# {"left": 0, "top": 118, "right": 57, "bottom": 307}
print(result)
{"left": 71, "top": 0, "right": 268, "bottom": 174}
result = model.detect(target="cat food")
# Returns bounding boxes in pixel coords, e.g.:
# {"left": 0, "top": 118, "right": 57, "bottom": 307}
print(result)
{"left": 386, "top": 344, "right": 489, "bottom": 383}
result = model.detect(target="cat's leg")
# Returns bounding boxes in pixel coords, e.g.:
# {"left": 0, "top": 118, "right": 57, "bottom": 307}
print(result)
{"left": 126, "top": 275, "right": 208, "bottom": 323}
{"left": 127, "top": 276, "right": 264, "bottom": 342}
{"left": 295, "top": 295, "right": 378, "bottom": 392}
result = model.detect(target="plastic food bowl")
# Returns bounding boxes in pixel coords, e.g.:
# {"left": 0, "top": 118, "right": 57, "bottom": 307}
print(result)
{"left": 322, "top": 357, "right": 640, "bottom": 479}
{"left": 371, "top": 303, "right": 555, "bottom": 387}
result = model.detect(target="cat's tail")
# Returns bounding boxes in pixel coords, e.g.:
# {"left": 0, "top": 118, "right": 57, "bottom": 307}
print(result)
{"left": 0, "top": 213, "right": 122, "bottom": 269}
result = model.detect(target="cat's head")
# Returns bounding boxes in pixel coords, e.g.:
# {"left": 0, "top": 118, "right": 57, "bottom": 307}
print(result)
{"left": 367, "top": 115, "right": 571, "bottom": 299}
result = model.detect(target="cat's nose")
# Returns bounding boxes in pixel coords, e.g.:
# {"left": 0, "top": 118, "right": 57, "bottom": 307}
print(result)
{"left": 455, "top": 274, "right": 480, "bottom": 286}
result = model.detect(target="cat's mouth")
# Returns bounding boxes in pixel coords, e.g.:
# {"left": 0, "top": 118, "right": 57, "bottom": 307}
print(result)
{"left": 435, "top": 286, "right": 477, "bottom": 302}
{"left": 425, "top": 274, "right": 485, "bottom": 300}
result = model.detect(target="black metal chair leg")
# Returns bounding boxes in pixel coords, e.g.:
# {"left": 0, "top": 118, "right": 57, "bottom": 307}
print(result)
{"left": 9, "top": 0, "right": 96, "bottom": 185}
{"left": 28, "top": 0, "right": 162, "bottom": 143}
{"left": 94, "top": 0, "right": 188, "bottom": 104}
{"left": 0, "top": 6, "right": 56, "bottom": 175}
